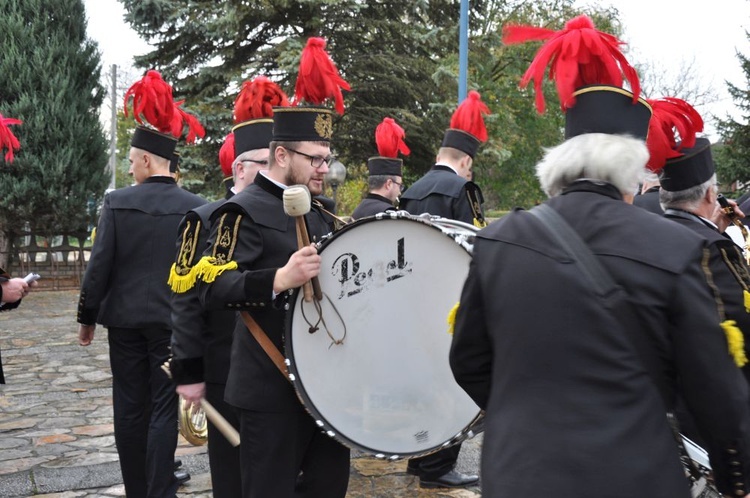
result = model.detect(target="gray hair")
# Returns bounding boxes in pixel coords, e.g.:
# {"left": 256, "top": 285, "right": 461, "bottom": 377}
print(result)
{"left": 659, "top": 174, "right": 716, "bottom": 212}
{"left": 535, "top": 133, "right": 649, "bottom": 197}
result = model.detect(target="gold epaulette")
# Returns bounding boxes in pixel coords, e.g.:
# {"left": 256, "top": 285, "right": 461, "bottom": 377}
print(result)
{"left": 168, "top": 218, "right": 203, "bottom": 293}
{"left": 192, "top": 211, "right": 242, "bottom": 285}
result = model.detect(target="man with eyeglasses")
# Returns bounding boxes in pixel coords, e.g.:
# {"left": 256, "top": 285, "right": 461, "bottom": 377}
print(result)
{"left": 168, "top": 84, "right": 278, "bottom": 498}
{"left": 351, "top": 152, "right": 404, "bottom": 220}
{"left": 195, "top": 103, "right": 348, "bottom": 497}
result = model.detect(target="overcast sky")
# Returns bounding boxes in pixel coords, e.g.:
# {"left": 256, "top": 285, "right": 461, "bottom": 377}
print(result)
{"left": 84, "top": 0, "right": 750, "bottom": 139}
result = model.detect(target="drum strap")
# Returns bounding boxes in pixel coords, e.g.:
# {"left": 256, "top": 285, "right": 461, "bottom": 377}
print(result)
{"left": 239, "top": 311, "right": 290, "bottom": 381}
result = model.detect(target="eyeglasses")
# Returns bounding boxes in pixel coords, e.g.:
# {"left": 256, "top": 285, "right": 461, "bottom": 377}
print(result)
{"left": 241, "top": 159, "right": 268, "bottom": 165}
{"left": 392, "top": 179, "right": 405, "bottom": 192}
{"left": 284, "top": 147, "right": 334, "bottom": 169}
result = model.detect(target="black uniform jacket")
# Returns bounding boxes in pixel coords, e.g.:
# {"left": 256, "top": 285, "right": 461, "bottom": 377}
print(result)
{"left": 633, "top": 186, "right": 663, "bottom": 214}
{"left": 665, "top": 209, "right": 750, "bottom": 381}
{"left": 197, "top": 173, "right": 333, "bottom": 412}
{"left": 77, "top": 177, "right": 206, "bottom": 328}
{"left": 170, "top": 193, "right": 238, "bottom": 385}
{"left": 350, "top": 193, "right": 394, "bottom": 220}
{"left": 400, "top": 165, "right": 482, "bottom": 224}
{"left": 450, "top": 181, "right": 750, "bottom": 498}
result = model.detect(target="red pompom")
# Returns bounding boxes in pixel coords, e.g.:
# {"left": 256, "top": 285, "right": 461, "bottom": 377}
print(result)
{"left": 0, "top": 113, "right": 21, "bottom": 163}
{"left": 375, "top": 117, "right": 410, "bottom": 158}
{"left": 503, "top": 15, "right": 640, "bottom": 114}
{"left": 450, "top": 91, "right": 490, "bottom": 142}
{"left": 646, "top": 97, "right": 704, "bottom": 172}
{"left": 170, "top": 100, "right": 205, "bottom": 144}
{"left": 294, "top": 37, "right": 351, "bottom": 114}
{"left": 123, "top": 70, "right": 175, "bottom": 133}
{"left": 234, "top": 76, "right": 289, "bottom": 124}
{"left": 219, "top": 133, "right": 235, "bottom": 177}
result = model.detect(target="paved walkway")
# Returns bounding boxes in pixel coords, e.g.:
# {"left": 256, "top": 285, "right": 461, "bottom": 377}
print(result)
{"left": 0, "top": 290, "right": 482, "bottom": 497}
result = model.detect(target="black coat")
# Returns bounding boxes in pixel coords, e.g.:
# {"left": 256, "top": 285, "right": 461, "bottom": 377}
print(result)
{"left": 633, "top": 186, "right": 663, "bottom": 215}
{"left": 198, "top": 173, "right": 334, "bottom": 411}
{"left": 450, "top": 181, "right": 750, "bottom": 497}
{"left": 400, "top": 165, "right": 483, "bottom": 224}
{"left": 664, "top": 209, "right": 750, "bottom": 382}
{"left": 77, "top": 177, "right": 206, "bottom": 328}
{"left": 170, "top": 194, "right": 238, "bottom": 385}
{"left": 350, "top": 193, "right": 394, "bottom": 220}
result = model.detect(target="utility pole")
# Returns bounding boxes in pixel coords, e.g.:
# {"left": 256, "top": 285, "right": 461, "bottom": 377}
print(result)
{"left": 458, "top": 0, "right": 468, "bottom": 104}
{"left": 109, "top": 64, "right": 117, "bottom": 189}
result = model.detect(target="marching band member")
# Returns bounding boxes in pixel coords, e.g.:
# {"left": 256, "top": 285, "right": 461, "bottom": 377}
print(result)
{"left": 450, "top": 15, "right": 750, "bottom": 497}
{"left": 195, "top": 38, "right": 348, "bottom": 498}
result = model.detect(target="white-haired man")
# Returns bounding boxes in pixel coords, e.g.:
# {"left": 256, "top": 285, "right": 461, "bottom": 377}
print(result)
{"left": 450, "top": 87, "right": 750, "bottom": 498}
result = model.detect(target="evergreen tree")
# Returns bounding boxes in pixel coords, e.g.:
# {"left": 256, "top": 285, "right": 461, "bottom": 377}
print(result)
{"left": 120, "top": 0, "right": 461, "bottom": 201}
{"left": 119, "top": 0, "right": 624, "bottom": 210}
{"left": 717, "top": 31, "right": 750, "bottom": 187}
{"left": 0, "top": 0, "right": 109, "bottom": 239}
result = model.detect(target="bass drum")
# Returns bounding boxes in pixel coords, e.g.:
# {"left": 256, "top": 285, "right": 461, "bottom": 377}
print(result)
{"left": 287, "top": 212, "right": 482, "bottom": 459}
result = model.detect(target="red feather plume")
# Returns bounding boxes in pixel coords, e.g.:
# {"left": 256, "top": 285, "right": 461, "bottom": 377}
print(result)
{"left": 123, "top": 70, "right": 175, "bottom": 133}
{"left": 645, "top": 97, "right": 704, "bottom": 172}
{"left": 502, "top": 15, "right": 640, "bottom": 114}
{"left": 219, "top": 133, "right": 235, "bottom": 177}
{"left": 294, "top": 37, "right": 351, "bottom": 114}
{"left": 234, "top": 76, "right": 289, "bottom": 124}
{"left": 375, "top": 117, "right": 410, "bottom": 158}
{"left": 450, "top": 91, "right": 490, "bottom": 142}
{"left": 170, "top": 100, "right": 206, "bottom": 144}
{"left": 0, "top": 114, "right": 21, "bottom": 163}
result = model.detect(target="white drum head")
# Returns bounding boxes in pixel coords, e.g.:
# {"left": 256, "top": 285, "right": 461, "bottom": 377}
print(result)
{"left": 287, "top": 214, "right": 481, "bottom": 458}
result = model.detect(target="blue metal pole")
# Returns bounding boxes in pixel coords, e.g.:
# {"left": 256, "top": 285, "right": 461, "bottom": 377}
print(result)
{"left": 458, "top": 0, "right": 469, "bottom": 104}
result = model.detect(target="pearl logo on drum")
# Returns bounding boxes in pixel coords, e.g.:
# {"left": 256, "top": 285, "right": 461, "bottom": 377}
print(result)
{"left": 331, "top": 237, "right": 412, "bottom": 299}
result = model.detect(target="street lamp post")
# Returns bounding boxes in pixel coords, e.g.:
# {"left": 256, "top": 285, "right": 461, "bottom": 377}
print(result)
{"left": 325, "top": 160, "right": 347, "bottom": 212}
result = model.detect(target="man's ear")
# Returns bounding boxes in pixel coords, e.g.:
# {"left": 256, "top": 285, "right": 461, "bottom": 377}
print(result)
{"left": 273, "top": 146, "right": 287, "bottom": 168}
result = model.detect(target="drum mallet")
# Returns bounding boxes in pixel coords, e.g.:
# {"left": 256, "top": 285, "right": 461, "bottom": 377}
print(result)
{"left": 283, "top": 185, "right": 323, "bottom": 302}
{"left": 160, "top": 363, "right": 241, "bottom": 447}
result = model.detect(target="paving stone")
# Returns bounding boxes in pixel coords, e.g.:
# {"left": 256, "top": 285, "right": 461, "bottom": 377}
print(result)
{"left": 0, "top": 290, "right": 484, "bottom": 496}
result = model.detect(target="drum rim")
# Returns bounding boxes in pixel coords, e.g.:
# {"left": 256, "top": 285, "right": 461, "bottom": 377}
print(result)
{"left": 286, "top": 214, "right": 482, "bottom": 459}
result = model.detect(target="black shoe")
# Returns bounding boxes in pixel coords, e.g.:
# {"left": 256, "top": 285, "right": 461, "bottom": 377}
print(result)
{"left": 420, "top": 470, "right": 479, "bottom": 489}
{"left": 406, "top": 465, "right": 420, "bottom": 476}
{"left": 174, "top": 470, "right": 191, "bottom": 486}
{"left": 173, "top": 459, "right": 182, "bottom": 470}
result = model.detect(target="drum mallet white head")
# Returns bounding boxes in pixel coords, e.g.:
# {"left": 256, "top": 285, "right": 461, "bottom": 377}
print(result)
{"left": 283, "top": 186, "right": 322, "bottom": 301}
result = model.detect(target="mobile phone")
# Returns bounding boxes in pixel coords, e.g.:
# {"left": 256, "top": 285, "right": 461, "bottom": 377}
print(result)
{"left": 23, "top": 273, "right": 41, "bottom": 283}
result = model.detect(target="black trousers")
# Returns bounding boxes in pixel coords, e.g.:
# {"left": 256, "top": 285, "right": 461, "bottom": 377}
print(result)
{"left": 205, "top": 381, "right": 241, "bottom": 498}
{"left": 408, "top": 443, "right": 462, "bottom": 480}
{"left": 237, "top": 408, "right": 350, "bottom": 498}
{"left": 108, "top": 327, "right": 179, "bottom": 498}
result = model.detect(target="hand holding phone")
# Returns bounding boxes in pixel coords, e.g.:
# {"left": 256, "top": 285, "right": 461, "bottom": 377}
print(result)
{"left": 23, "top": 273, "right": 41, "bottom": 284}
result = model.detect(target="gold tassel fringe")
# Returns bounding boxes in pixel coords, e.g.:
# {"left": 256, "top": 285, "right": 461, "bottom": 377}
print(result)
{"left": 168, "top": 263, "right": 199, "bottom": 294}
{"left": 446, "top": 302, "right": 460, "bottom": 335}
{"left": 744, "top": 290, "right": 750, "bottom": 313}
{"left": 194, "top": 256, "right": 238, "bottom": 283}
{"left": 722, "top": 319, "right": 748, "bottom": 367}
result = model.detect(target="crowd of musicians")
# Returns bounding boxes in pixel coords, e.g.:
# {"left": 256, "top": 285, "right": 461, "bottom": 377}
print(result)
{"left": 2, "top": 13, "right": 750, "bottom": 498}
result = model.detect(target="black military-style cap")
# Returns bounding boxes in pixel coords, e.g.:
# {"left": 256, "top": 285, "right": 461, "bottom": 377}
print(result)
{"left": 169, "top": 151, "right": 180, "bottom": 174}
{"left": 659, "top": 137, "right": 714, "bottom": 192}
{"left": 232, "top": 118, "right": 273, "bottom": 156}
{"left": 272, "top": 106, "right": 333, "bottom": 142}
{"left": 131, "top": 126, "right": 178, "bottom": 160}
{"left": 565, "top": 85, "right": 652, "bottom": 140}
{"left": 367, "top": 157, "right": 402, "bottom": 177}
{"left": 441, "top": 129, "right": 481, "bottom": 159}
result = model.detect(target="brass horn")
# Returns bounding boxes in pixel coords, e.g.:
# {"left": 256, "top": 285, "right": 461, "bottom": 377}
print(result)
{"left": 178, "top": 397, "right": 208, "bottom": 446}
